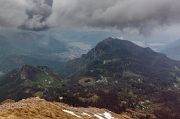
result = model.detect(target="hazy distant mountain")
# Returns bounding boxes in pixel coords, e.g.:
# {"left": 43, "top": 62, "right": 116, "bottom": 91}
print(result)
{"left": 163, "top": 39, "right": 180, "bottom": 49}
{"left": 0, "top": 54, "right": 64, "bottom": 75}
{"left": 47, "top": 30, "right": 120, "bottom": 46}
{"left": 0, "top": 32, "right": 68, "bottom": 60}
{"left": 0, "top": 31, "right": 68, "bottom": 76}
{"left": 0, "top": 34, "right": 17, "bottom": 57}
{"left": 161, "top": 39, "right": 180, "bottom": 60}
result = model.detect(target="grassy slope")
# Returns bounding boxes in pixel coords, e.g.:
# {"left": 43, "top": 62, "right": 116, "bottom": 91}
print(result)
{"left": 0, "top": 98, "right": 132, "bottom": 119}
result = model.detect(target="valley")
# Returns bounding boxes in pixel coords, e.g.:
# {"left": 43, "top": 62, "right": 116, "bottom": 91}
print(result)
{"left": 0, "top": 31, "right": 88, "bottom": 76}
{"left": 1, "top": 0, "right": 180, "bottom": 118}
{"left": 1, "top": 37, "right": 180, "bottom": 119}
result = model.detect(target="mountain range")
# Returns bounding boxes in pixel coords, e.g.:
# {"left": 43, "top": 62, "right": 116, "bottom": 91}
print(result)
{"left": 0, "top": 54, "right": 64, "bottom": 76}
{"left": 1, "top": 37, "right": 180, "bottom": 119}
{"left": 0, "top": 32, "right": 68, "bottom": 59}
{"left": 0, "top": 31, "right": 72, "bottom": 76}
{"left": 161, "top": 39, "right": 180, "bottom": 60}
{"left": 65, "top": 37, "right": 180, "bottom": 80}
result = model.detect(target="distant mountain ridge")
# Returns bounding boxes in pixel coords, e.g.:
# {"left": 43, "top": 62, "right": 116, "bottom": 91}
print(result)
{"left": 163, "top": 39, "right": 180, "bottom": 49}
{"left": 61, "top": 38, "right": 180, "bottom": 119}
{"left": 0, "top": 31, "right": 68, "bottom": 76}
{"left": 0, "top": 32, "right": 68, "bottom": 60}
{"left": 0, "top": 54, "right": 64, "bottom": 75}
{"left": 1, "top": 38, "right": 180, "bottom": 119}
{"left": 64, "top": 37, "right": 180, "bottom": 80}
{"left": 161, "top": 39, "right": 180, "bottom": 60}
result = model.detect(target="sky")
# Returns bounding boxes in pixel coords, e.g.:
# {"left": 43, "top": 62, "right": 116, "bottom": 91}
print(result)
{"left": 1, "top": 0, "right": 180, "bottom": 49}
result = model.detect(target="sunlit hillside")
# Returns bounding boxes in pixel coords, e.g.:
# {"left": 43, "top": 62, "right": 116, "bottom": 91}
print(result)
{"left": 0, "top": 97, "right": 132, "bottom": 119}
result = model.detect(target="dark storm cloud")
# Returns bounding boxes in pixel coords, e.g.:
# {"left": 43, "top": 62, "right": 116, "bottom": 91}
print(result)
{"left": 48, "top": 0, "right": 180, "bottom": 36}
{"left": 0, "top": 0, "right": 53, "bottom": 31}
{"left": 19, "top": 0, "right": 53, "bottom": 31}
{"left": 1, "top": 0, "right": 180, "bottom": 35}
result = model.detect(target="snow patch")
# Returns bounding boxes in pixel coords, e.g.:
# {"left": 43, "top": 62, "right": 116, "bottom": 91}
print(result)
{"left": 103, "top": 112, "right": 115, "bottom": 119}
{"left": 94, "top": 114, "right": 105, "bottom": 119}
{"left": 82, "top": 112, "right": 91, "bottom": 117}
{"left": 94, "top": 112, "right": 116, "bottom": 119}
{"left": 62, "top": 109, "right": 81, "bottom": 118}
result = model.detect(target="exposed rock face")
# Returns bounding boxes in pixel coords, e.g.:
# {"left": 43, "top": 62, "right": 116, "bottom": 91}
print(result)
{"left": 21, "top": 71, "right": 28, "bottom": 80}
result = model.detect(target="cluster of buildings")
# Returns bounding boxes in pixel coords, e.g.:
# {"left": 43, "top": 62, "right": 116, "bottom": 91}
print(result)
{"left": 57, "top": 46, "right": 88, "bottom": 61}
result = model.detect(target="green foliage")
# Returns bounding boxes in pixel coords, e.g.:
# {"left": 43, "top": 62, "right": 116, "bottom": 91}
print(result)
{"left": 61, "top": 95, "right": 79, "bottom": 104}
{"left": 142, "top": 78, "right": 149, "bottom": 83}
{"left": 122, "top": 71, "right": 137, "bottom": 77}
{"left": 20, "top": 73, "right": 62, "bottom": 88}
{"left": 95, "top": 68, "right": 104, "bottom": 75}
{"left": 61, "top": 79, "right": 70, "bottom": 85}
{"left": 104, "top": 71, "right": 111, "bottom": 77}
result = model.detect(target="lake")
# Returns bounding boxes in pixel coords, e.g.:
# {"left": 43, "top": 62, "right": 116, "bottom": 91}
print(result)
{"left": 69, "top": 42, "right": 91, "bottom": 50}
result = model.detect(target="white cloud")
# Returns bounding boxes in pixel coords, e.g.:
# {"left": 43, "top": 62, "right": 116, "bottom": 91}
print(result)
{"left": 1, "top": 0, "right": 180, "bottom": 36}
{"left": 148, "top": 43, "right": 165, "bottom": 47}
{"left": 0, "top": 0, "right": 29, "bottom": 28}
{"left": 46, "top": 0, "right": 180, "bottom": 36}
{"left": 119, "top": 36, "right": 124, "bottom": 40}
{"left": 132, "top": 41, "right": 145, "bottom": 47}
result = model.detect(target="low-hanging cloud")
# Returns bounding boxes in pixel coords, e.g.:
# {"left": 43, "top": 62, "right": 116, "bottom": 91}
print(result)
{"left": 0, "top": 0, "right": 53, "bottom": 31}
{"left": 1, "top": 0, "right": 180, "bottom": 35}
{"left": 20, "top": 0, "right": 53, "bottom": 31}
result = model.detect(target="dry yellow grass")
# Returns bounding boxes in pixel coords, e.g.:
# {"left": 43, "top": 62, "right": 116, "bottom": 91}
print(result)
{"left": 0, "top": 98, "right": 132, "bottom": 119}
{"left": 79, "top": 94, "right": 99, "bottom": 103}
{"left": 78, "top": 77, "right": 95, "bottom": 84}
{"left": 0, "top": 99, "right": 15, "bottom": 105}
